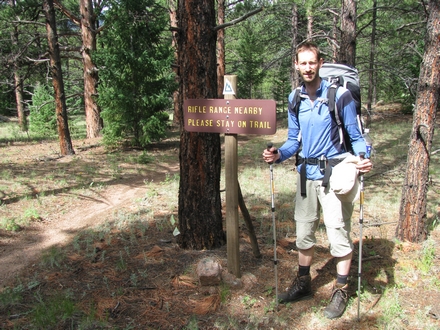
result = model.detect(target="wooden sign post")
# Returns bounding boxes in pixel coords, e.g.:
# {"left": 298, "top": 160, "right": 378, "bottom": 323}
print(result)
{"left": 183, "top": 76, "right": 276, "bottom": 277}
{"left": 224, "top": 75, "right": 239, "bottom": 277}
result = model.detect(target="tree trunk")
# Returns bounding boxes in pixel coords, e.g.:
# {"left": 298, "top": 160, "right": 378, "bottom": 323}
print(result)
{"left": 330, "top": 11, "right": 338, "bottom": 61}
{"left": 396, "top": 0, "right": 439, "bottom": 242}
{"left": 306, "top": 9, "right": 313, "bottom": 40}
{"left": 217, "top": 0, "right": 225, "bottom": 98}
{"left": 366, "top": 0, "right": 377, "bottom": 127}
{"left": 80, "top": 0, "right": 102, "bottom": 138}
{"left": 11, "top": 0, "right": 26, "bottom": 131}
{"left": 176, "top": 0, "right": 225, "bottom": 249}
{"left": 43, "top": 0, "right": 75, "bottom": 156}
{"left": 169, "top": 0, "right": 180, "bottom": 127}
{"left": 13, "top": 70, "right": 26, "bottom": 130}
{"left": 290, "top": 3, "right": 299, "bottom": 89}
{"left": 339, "top": 0, "right": 356, "bottom": 66}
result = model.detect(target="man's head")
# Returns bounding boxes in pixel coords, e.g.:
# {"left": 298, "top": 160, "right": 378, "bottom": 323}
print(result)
{"left": 295, "top": 42, "right": 323, "bottom": 85}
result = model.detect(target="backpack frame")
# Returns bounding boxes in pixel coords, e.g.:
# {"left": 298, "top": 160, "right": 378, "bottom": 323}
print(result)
{"left": 290, "top": 62, "right": 363, "bottom": 154}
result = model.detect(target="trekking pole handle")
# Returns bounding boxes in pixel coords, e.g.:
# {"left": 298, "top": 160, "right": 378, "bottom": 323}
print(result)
{"left": 267, "top": 142, "right": 278, "bottom": 165}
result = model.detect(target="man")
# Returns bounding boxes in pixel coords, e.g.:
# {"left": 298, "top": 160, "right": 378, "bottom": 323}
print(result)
{"left": 262, "top": 42, "right": 373, "bottom": 319}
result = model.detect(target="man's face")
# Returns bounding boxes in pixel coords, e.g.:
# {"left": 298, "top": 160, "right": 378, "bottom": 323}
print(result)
{"left": 295, "top": 50, "right": 323, "bottom": 84}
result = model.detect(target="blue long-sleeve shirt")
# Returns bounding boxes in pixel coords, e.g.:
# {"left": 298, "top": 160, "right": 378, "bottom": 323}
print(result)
{"left": 277, "top": 79, "right": 366, "bottom": 181}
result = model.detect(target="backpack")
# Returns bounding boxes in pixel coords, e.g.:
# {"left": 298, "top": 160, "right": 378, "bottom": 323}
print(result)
{"left": 290, "top": 62, "right": 364, "bottom": 154}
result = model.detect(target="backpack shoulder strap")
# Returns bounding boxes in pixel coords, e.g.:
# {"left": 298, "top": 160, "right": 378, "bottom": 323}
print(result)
{"left": 289, "top": 86, "right": 303, "bottom": 117}
{"left": 327, "top": 83, "right": 346, "bottom": 148}
{"left": 326, "top": 83, "right": 342, "bottom": 127}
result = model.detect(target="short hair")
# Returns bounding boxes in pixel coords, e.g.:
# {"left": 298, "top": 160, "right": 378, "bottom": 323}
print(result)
{"left": 296, "top": 41, "right": 322, "bottom": 62}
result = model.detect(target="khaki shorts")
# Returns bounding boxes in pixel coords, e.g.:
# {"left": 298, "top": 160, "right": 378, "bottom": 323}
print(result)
{"left": 294, "top": 173, "right": 354, "bottom": 257}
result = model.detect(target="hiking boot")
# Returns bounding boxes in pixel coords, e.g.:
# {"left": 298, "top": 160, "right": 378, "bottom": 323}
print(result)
{"left": 278, "top": 273, "right": 312, "bottom": 303}
{"left": 323, "top": 283, "right": 349, "bottom": 319}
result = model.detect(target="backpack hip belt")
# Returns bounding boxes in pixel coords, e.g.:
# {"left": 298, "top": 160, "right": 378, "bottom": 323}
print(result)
{"left": 296, "top": 156, "right": 344, "bottom": 197}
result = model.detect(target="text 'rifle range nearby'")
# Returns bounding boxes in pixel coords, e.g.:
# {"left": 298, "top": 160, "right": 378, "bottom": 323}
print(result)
{"left": 183, "top": 99, "right": 277, "bottom": 135}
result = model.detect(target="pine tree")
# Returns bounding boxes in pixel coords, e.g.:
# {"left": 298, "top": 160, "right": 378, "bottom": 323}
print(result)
{"left": 95, "top": 0, "right": 175, "bottom": 147}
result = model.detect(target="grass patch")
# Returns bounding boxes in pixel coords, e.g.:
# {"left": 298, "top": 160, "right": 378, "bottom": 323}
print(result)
{"left": 419, "top": 238, "right": 436, "bottom": 274}
{"left": 0, "top": 285, "right": 24, "bottom": 308}
{"left": 41, "top": 246, "right": 66, "bottom": 268}
{"left": 0, "top": 217, "right": 23, "bottom": 231}
{"left": 378, "top": 288, "right": 404, "bottom": 328}
{"left": 31, "top": 292, "right": 78, "bottom": 329}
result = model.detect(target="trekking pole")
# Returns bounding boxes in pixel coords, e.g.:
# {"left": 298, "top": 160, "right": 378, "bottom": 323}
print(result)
{"left": 357, "top": 152, "right": 365, "bottom": 321}
{"left": 267, "top": 142, "right": 278, "bottom": 307}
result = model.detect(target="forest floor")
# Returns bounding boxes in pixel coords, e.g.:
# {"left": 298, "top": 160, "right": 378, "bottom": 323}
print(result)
{"left": 0, "top": 109, "right": 439, "bottom": 329}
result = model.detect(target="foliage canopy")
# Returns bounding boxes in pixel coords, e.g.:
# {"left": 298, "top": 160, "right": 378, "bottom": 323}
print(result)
{"left": 94, "top": 0, "right": 176, "bottom": 148}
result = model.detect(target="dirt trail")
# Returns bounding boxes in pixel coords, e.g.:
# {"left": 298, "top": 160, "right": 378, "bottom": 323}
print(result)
{"left": 0, "top": 181, "right": 146, "bottom": 287}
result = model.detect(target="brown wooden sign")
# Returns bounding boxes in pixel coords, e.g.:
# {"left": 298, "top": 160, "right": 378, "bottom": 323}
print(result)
{"left": 183, "top": 99, "right": 277, "bottom": 135}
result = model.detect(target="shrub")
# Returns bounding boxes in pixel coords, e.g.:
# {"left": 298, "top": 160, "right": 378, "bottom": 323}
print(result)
{"left": 28, "top": 83, "right": 57, "bottom": 137}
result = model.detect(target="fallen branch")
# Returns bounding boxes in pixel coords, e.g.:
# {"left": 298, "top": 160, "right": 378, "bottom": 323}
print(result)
{"left": 362, "top": 255, "right": 383, "bottom": 262}
{"left": 364, "top": 221, "right": 398, "bottom": 228}
{"left": 366, "top": 293, "right": 383, "bottom": 313}
{"left": 238, "top": 182, "right": 261, "bottom": 258}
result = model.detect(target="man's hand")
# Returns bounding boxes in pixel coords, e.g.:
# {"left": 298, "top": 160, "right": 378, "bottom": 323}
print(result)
{"left": 262, "top": 147, "right": 280, "bottom": 164}
{"left": 356, "top": 157, "right": 373, "bottom": 173}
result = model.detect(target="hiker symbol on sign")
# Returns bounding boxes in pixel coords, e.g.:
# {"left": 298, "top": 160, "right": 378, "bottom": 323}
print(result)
{"left": 223, "top": 79, "right": 235, "bottom": 95}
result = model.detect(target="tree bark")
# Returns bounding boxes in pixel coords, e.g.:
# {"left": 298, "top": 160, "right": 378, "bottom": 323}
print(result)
{"left": 306, "top": 8, "right": 313, "bottom": 40}
{"left": 290, "top": 3, "right": 299, "bottom": 89}
{"left": 169, "top": 0, "right": 180, "bottom": 126}
{"left": 339, "top": 0, "right": 357, "bottom": 66}
{"left": 53, "top": 0, "right": 102, "bottom": 138}
{"left": 217, "top": 0, "right": 225, "bottom": 98}
{"left": 80, "top": 0, "right": 102, "bottom": 138}
{"left": 396, "top": 0, "right": 439, "bottom": 242}
{"left": 366, "top": 0, "right": 377, "bottom": 127}
{"left": 13, "top": 70, "right": 26, "bottom": 130}
{"left": 43, "top": 0, "right": 75, "bottom": 156}
{"left": 330, "top": 10, "right": 338, "bottom": 61}
{"left": 10, "top": 0, "right": 26, "bottom": 130}
{"left": 176, "top": 0, "right": 225, "bottom": 249}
